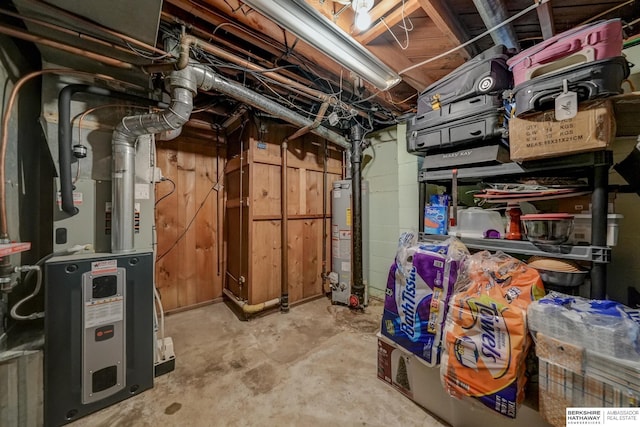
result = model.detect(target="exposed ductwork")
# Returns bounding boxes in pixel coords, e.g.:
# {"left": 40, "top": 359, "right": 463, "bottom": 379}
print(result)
{"left": 188, "top": 66, "right": 350, "bottom": 148}
{"left": 112, "top": 60, "right": 350, "bottom": 253}
{"left": 111, "top": 68, "right": 197, "bottom": 253}
{"left": 472, "top": 0, "right": 520, "bottom": 51}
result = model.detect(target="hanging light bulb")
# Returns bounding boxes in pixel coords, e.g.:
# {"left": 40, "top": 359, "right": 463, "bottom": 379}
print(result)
{"left": 352, "top": 0, "right": 374, "bottom": 31}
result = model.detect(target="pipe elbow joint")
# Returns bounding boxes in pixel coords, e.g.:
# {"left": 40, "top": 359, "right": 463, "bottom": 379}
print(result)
{"left": 165, "top": 68, "right": 198, "bottom": 94}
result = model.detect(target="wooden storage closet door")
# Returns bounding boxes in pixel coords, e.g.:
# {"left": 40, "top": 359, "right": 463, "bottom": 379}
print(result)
{"left": 225, "top": 119, "right": 344, "bottom": 307}
{"left": 155, "top": 138, "right": 225, "bottom": 312}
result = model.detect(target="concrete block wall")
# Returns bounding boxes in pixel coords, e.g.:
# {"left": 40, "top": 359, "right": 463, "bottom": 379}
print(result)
{"left": 363, "top": 123, "right": 418, "bottom": 299}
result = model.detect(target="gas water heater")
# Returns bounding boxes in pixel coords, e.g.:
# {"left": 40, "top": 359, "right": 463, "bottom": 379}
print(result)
{"left": 331, "top": 180, "right": 369, "bottom": 306}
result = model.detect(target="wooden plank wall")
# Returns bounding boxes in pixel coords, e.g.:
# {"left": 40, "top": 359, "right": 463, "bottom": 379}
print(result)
{"left": 155, "top": 136, "right": 225, "bottom": 312}
{"left": 225, "top": 119, "right": 343, "bottom": 305}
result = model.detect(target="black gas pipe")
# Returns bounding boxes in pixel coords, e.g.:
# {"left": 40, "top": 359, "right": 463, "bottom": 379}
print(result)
{"left": 350, "top": 124, "right": 365, "bottom": 308}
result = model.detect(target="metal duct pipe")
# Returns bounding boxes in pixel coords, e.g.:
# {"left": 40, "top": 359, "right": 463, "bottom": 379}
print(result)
{"left": 111, "top": 68, "right": 197, "bottom": 253}
{"left": 111, "top": 62, "right": 348, "bottom": 253}
{"left": 472, "top": 0, "right": 520, "bottom": 50}
{"left": 58, "top": 85, "right": 161, "bottom": 217}
{"left": 189, "top": 66, "right": 350, "bottom": 149}
{"left": 350, "top": 125, "right": 365, "bottom": 308}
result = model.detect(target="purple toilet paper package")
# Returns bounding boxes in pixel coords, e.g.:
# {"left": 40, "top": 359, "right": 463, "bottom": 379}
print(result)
{"left": 381, "top": 234, "right": 467, "bottom": 366}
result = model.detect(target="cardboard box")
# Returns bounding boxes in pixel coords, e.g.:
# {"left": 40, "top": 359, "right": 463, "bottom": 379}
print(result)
{"left": 509, "top": 100, "right": 616, "bottom": 161}
{"left": 538, "top": 358, "right": 639, "bottom": 427}
{"left": 556, "top": 194, "right": 615, "bottom": 214}
{"left": 377, "top": 334, "right": 551, "bottom": 427}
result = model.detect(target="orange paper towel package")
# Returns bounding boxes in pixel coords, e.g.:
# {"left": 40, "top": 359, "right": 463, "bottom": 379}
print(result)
{"left": 440, "top": 251, "right": 545, "bottom": 418}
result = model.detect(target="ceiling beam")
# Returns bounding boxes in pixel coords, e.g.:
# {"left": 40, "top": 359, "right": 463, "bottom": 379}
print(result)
{"left": 417, "top": 0, "right": 476, "bottom": 58}
{"left": 356, "top": 0, "right": 422, "bottom": 45}
{"left": 536, "top": 0, "right": 556, "bottom": 40}
{"left": 364, "top": 44, "right": 434, "bottom": 91}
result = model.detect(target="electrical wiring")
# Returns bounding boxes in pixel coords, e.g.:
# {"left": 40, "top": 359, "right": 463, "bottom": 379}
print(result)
{"left": 380, "top": 0, "right": 413, "bottom": 50}
{"left": 155, "top": 177, "right": 176, "bottom": 206}
{"left": 385, "top": 91, "right": 417, "bottom": 106}
{"left": 125, "top": 41, "right": 172, "bottom": 60}
{"left": 72, "top": 104, "right": 151, "bottom": 184}
{"left": 191, "top": 42, "right": 346, "bottom": 102}
{"left": 75, "top": 104, "right": 150, "bottom": 145}
{"left": 156, "top": 183, "right": 216, "bottom": 262}
{"left": 179, "top": 31, "right": 400, "bottom": 126}
{"left": 400, "top": 1, "right": 543, "bottom": 75}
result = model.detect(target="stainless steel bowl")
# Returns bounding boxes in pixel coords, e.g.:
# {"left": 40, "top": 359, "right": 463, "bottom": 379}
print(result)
{"left": 521, "top": 215, "right": 574, "bottom": 245}
{"left": 533, "top": 267, "right": 589, "bottom": 288}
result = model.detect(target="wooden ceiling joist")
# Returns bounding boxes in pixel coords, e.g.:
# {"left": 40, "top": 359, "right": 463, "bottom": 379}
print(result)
{"left": 536, "top": 0, "right": 557, "bottom": 40}
{"left": 356, "top": 0, "right": 422, "bottom": 45}
{"left": 417, "top": 0, "right": 476, "bottom": 58}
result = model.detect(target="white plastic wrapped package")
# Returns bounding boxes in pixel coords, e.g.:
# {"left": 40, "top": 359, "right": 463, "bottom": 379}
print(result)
{"left": 528, "top": 292, "right": 640, "bottom": 361}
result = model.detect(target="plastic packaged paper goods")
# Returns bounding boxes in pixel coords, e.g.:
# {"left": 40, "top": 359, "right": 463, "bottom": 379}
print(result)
{"left": 528, "top": 292, "right": 640, "bottom": 361}
{"left": 381, "top": 233, "right": 468, "bottom": 366}
{"left": 440, "top": 251, "right": 545, "bottom": 418}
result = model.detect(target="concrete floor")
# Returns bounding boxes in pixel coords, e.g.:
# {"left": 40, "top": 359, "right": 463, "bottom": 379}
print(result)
{"left": 78, "top": 297, "right": 446, "bottom": 427}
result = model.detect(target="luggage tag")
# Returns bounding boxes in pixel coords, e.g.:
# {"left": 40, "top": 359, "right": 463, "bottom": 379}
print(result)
{"left": 555, "top": 79, "right": 578, "bottom": 120}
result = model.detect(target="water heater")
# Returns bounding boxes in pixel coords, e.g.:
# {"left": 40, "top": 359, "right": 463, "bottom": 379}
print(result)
{"left": 331, "top": 180, "right": 369, "bottom": 305}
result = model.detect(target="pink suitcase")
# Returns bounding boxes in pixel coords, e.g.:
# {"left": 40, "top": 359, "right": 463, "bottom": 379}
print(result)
{"left": 507, "top": 19, "right": 623, "bottom": 86}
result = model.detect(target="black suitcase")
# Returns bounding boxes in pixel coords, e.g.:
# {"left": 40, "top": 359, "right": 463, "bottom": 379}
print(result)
{"left": 510, "top": 56, "right": 630, "bottom": 117}
{"left": 416, "top": 45, "right": 513, "bottom": 115}
{"left": 407, "top": 110, "right": 507, "bottom": 154}
{"left": 413, "top": 94, "right": 502, "bottom": 129}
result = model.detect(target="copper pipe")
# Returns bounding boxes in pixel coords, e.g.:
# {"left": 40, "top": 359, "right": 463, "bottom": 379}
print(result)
{"left": 23, "top": 0, "right": 167, "bottom": 57}
{"left": 184, "top": 36, "right": 370, "bottom": 118}
{"left": 0, "top": 8, "right": 134, "bottom": 57}
{"left": 0, "top": 25, "right": 135, "bottom": 70}
{"left": 161, "top": 11, "right": 268, "bottom": 66}
{"left": 191, "top": 36, "right": 333, "bottom": 104}
{"left": 142, "top": 34, "right": 193, "bottom": 73}
{"left": 161, "top": 10, "right": 321, "bottom": 91}
{"left": 0, "top": 69, "right": 122, "bottom": 239}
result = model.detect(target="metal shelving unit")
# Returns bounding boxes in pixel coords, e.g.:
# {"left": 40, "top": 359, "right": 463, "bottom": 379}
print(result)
{"left": 418, "top": 150, "right": 613, "bottom": 299}
{"left": 419, "top": 233, "right": 611, "bottom": 263}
